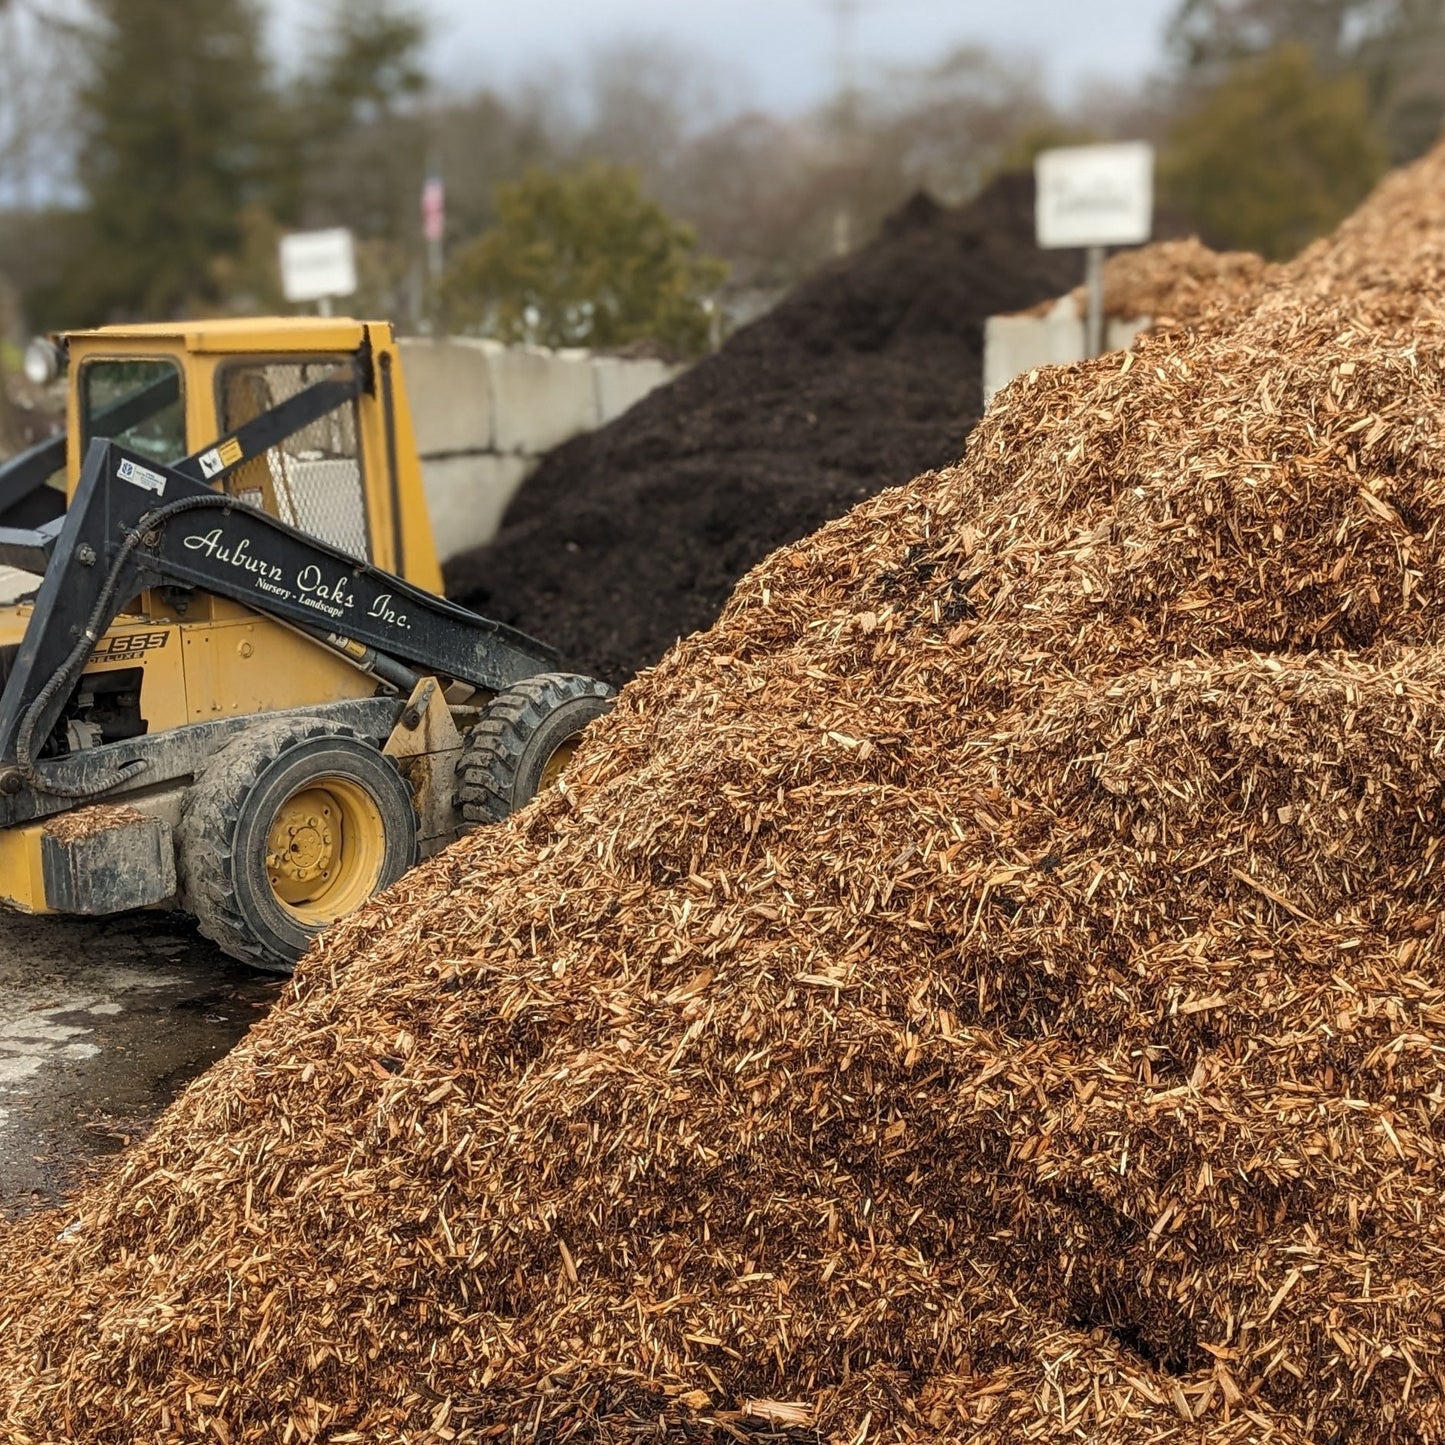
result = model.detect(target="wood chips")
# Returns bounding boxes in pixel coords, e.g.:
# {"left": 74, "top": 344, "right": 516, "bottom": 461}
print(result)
{"left": 1025, "top": 238, "right": 1270, "bottom": 333}
{"left": 41, "top": 804, "right": 148, "bottom": 846}
{"left": 7, "top": 143, "right": 1445, "bottom": 1443}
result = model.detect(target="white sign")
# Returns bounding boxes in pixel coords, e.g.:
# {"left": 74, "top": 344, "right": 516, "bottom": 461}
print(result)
{"left": 279, "top": 227, "right": 358, "bottom": 304}
{"left": 1035, "top": 143, "right": 1154, "bottom": 250}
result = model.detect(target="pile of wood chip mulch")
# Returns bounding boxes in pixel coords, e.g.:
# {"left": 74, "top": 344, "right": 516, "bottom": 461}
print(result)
{"left": 7, "top": 141, "right": 1445, "bottom": 1444}
{"left": 1022, "top": 236, "right": 1271, "bottom": 336}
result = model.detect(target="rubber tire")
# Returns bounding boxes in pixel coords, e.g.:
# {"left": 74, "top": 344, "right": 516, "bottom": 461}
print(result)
{"left": 177, "top": 718, "right": 418, "bottom": 973}
{"left": 457, "top": 672, "right": 615, "bottom": 825}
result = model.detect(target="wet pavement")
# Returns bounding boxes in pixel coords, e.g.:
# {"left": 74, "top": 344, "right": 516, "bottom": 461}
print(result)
{"left": 0, "top": 566, "right": 283, "bottom": 1216}
{"left": 0, "top": 910, "right": 281, "bottom": 1218}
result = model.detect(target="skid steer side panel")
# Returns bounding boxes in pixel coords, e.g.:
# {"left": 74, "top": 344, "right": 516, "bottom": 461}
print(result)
{"left": 174, "top": 614, "right": 374, "bottom": 727}
{"left": 76, "top": 610, "right": 375, "bottom": 738}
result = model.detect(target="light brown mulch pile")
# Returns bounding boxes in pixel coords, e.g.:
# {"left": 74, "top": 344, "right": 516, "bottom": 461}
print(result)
{"left": 1025, "top": 237, "right": 1272, "bottom": 333}
{"left": 1096, "top": 237, "right": 1273, "bottom": 331}
{"left": 6, "top": 143, "right": 1445, "bottom": 1444}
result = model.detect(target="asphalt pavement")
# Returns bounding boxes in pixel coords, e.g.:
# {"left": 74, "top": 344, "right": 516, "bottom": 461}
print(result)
{"left": 0, "top": 910, "right": 280, "bottom": 1217}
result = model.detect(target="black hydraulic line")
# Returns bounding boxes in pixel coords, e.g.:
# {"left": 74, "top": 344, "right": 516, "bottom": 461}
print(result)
{"left": 298, "top": 625, "right": 421, "bottom": 695}
{"left": 13, "top": 492, "right": 239, "bottom": 798}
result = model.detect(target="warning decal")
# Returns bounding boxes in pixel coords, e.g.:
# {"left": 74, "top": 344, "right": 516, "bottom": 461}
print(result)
{"left": 198, "top": 437, "right": 245, "bottom": 480}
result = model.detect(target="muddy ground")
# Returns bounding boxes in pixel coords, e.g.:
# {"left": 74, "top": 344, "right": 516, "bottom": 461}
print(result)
{"left": 0, "top": 911, "right": 279, "bottom": 1218}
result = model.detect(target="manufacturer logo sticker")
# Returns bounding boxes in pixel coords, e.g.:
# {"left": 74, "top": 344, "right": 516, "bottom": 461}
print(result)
{"left": 118, "top": 457, "right": 166, "bottom": 495}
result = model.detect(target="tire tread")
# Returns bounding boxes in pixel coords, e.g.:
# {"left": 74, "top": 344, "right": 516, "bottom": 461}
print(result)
{"left": 457, "top": 672, "right": 614, "bottom": 826}
{"left": 177, "top": 719, "right": 411, "bottom": 972}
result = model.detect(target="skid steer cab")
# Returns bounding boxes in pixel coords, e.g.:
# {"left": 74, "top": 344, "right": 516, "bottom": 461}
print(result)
{"left": 0, "top": 318, "right": 612, "bottom": 971}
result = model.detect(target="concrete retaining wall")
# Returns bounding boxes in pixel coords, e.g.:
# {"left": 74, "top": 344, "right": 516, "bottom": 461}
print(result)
{"left": 399, "top": 339, "right": 684, "bottom": 563}
{"left": 983, "top": 297, "right": 1150, "bottom": 405}
{"left": 0, "top": 342, "right": 683, "bottom": 601}
{"left": 0, "top": 566, "right": 35, "bottom": 603}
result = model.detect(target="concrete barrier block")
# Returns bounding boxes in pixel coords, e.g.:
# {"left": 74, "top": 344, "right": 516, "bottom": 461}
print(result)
{"left": 593, "top": 357, "right": 679, "bottom": 425}
{"left": 397, "top": 337, "right": 496, "bottom": 456}
{"left": 0, "top": 566, "right": 40, "bottom": 603}
{"left": 983, "top": 315, "right": 1081, "bottom": 403}
{"left": 419, "top": 452, "right": 534, "bottom": 563}
{"left": 1107, "top": 316, "right": 1150, "bottom": 351}
{"left": 489, "top": 346, "right": 600, "bottom": 455}
{"left": 983, "top": 311, "right": 1151, "bottom": 404}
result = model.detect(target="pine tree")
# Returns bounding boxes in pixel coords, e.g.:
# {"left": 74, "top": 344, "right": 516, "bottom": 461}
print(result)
{"left": 292, "top": 0, "right": 431, "bottom": 320}
{"left": 64, "top": 0, "right": 279, "bottom": 321}
{"left": 297, "top": 0, "right": 429, "bottom": 242}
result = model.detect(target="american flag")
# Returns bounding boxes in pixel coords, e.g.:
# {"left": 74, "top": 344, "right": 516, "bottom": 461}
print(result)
{"left": 422, "top": 175, "right": 445, "bottom": 244}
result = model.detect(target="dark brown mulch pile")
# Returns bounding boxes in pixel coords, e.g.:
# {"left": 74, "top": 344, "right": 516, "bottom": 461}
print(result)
{"left": 445, "top": 174, "right": 1083, "bottom": 683}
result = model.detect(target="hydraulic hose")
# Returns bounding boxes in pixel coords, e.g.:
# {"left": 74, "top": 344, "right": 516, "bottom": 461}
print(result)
{"left": 17, "top": 493, "right": 246, "bottom": 798}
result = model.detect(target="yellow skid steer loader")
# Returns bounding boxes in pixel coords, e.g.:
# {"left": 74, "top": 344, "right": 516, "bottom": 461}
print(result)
{"left": 0, "top": 318, "right": 612, "bottom": 970}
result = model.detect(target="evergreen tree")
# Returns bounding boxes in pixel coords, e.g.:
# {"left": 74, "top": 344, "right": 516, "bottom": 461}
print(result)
{"left": 443, "top": 164, "right": 727, "bottom": 355}
{"left": 297, "top": 0, "right": 429, "bottom": 240}
{"left": 1160, "top": 43, "right": 1389, "bottom": 259}
{"left": 64, "top": 0, "right": 279, "bottom": 321}
{"left": 1168, "top": 0, "right": 1445, "bottom": 161}
{"left": 293, "top": 0, "right": 430, "bottom": 320}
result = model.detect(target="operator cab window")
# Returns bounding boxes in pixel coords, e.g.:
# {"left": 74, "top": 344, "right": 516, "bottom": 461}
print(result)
{"left": 81, "top": 358, "right": 186, "bottom": 465}
{"left": 217, "top": 359, "right": 371, "bottom": 562}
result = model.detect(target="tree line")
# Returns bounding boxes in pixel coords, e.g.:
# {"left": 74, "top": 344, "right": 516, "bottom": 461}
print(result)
{"left": 0, "top": 0, "right": 1440, "bottom": 358}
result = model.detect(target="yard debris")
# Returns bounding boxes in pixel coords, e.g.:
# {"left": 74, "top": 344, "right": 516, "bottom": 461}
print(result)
{"left": 1099, "top": 237, "right": 1273, "bottom": 333}
{"left": 6, "top": 143, "right": 1445, "bottom": 1443}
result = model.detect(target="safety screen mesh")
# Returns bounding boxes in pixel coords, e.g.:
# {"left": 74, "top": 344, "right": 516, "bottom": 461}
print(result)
{"left": 218, "top": 360, "right": 371, "bottom": 561}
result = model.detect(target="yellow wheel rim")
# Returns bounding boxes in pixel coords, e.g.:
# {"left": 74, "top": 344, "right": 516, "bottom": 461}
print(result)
{"left": 538, "top": 737, "right": 580, "bottom": 792}
{"left": 264, "top": 776, "right": 386, "bottom": 927}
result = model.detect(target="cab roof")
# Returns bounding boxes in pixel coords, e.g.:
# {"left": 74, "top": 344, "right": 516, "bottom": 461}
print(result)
{"left": 64, "top": 316, "right": 384, "bottom": 355}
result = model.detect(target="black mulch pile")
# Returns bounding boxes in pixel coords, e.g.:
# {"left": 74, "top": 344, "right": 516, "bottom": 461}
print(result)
{"left": 445, "top": 172, "right": 1084, "bottom": 683}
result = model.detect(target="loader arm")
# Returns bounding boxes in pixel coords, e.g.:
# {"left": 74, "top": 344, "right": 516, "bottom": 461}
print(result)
{"left": 0, "top": 366, "right": 184, "bottom": 530}
{"left": 0, "top": 436, "right": 556, "bottom": 787}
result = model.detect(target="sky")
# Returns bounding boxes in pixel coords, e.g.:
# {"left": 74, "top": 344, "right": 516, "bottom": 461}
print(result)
{"left": 276, "top": 0, "right": 1181, "bottom": 112}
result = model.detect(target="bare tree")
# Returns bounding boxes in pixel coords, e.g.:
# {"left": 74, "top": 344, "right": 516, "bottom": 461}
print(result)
{"left": 1167, "top": 0, "right": 1445, "bottom": 158}
{"left": 0, "top": 0, "right": 80, "bottom": 452}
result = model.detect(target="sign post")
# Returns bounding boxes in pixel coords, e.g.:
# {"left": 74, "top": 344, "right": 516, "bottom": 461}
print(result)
{"left": 1035, "top": 143, "right": 1154, "bottom": 358}
{"left": 278, "top": 228, "right": 358, "bottom": 316}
